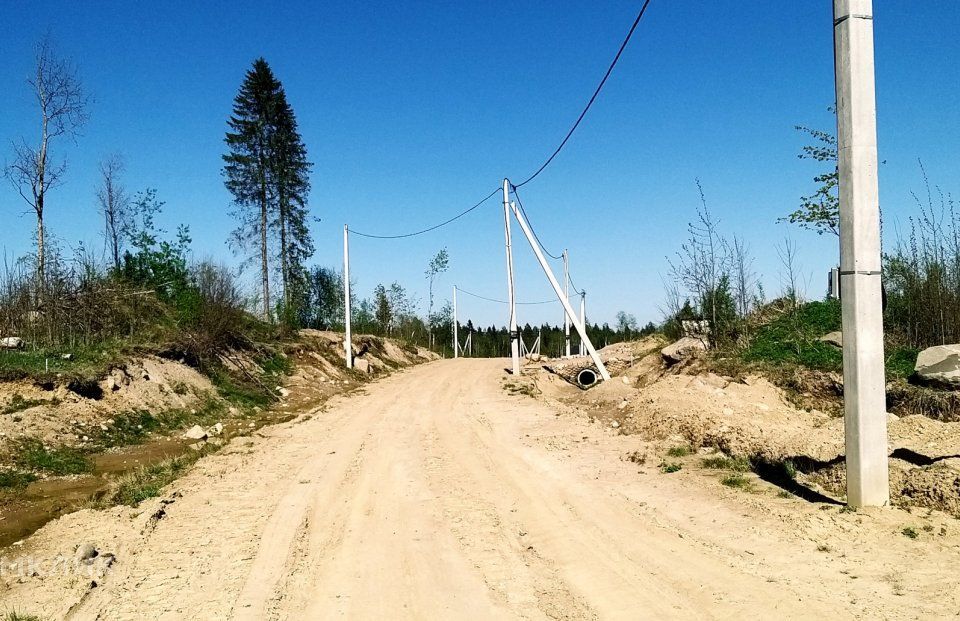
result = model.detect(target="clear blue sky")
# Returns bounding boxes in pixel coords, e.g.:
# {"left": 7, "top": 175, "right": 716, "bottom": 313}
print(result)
{"left": 1, "top": 1, "right": 958, "bottom": 329}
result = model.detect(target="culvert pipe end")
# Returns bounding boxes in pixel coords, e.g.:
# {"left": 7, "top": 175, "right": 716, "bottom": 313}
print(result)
{"left": 576, "top": 368, "right": 599, "bottom": 389}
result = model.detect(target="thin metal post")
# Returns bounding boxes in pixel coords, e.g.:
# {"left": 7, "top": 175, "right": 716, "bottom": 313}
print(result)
{"left": 563, "top": 250, "right": 571, "bottom": 358}
{"left": 834, "top": 0, "right": 888, "bottom": 507}
{"left": 502, "top": 179, "right": 521, "bottom": 375}
{"left": 343, "top": 224, "right": 353, "bottom": 369}
{"left": 453, "top": 286, "right": 459, "bottom": 359}
{"left": 508, "top": 199, "right": 610, "bottom": 380}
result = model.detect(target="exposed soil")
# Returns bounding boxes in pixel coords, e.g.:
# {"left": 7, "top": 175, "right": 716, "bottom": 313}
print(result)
{"left": 536, "top": 338, "right": 960, "bottom": 517}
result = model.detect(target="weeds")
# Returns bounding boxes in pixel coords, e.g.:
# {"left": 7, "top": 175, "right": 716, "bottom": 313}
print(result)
{"left": 666, "top": 445, "right": 692, "bottom": 457}
{"left": 902, "top": 526, "right": 919, "bottom": 539}
{"left": 1, "top": 394, "right": 57, "bottom": 415}
{"left": 0, "top": 469, "right": 38, "bottom": 490}
{"left": 91, "top": 399, "right": 226, "bottom": 448}
{"left": 93, "top": 445, "right": 216, "bottom": 508}
{"left": 5, "top": 612, "right": 45, "bottom": 621}
{"left": 721, "top": 473, "right": 751, "bottom": 489}
{"left": 701, "top": 455, "right": 750, "bottom": 472}
{"left": 660, "top": 461, "right": 682, "bottom": 473}
{"left": 11, "top": 437, "right": 91, "bottom": 475}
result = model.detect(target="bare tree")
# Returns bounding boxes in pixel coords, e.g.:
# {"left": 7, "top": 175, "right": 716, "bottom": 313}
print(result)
{"left": 730, "top": 236, "right": 756, "bottom": 318}
{"left": 777, "top": 237, "right": 803, "bottom": 308}
{"left": 4, "top": 35, "right": 89, "bottom": 289}
{"left": 667, "top": 180, "right": 729, "bottom": 329}
{"left": 96, "top": 154, "right": 131, "bottom": 269}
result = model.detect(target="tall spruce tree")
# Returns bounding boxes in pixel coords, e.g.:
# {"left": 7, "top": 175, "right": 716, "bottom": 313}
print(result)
{"left": 223, "top": 58, "right": 313, "bottom": 324}
{"left": 270, "top": 89, "right": 313, "bottom": 325}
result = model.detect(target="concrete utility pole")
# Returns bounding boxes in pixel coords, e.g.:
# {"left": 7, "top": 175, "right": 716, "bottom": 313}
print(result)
{"left": 833, "top": 0, "right": 888, "bottom": 507}
{"left": 508, "top": 198, "right": 611, "bottom": 381}
{"left": 502, "top": 179, "right": 521, "bottom": 375}
{"left": 579, "top": 291, "right": 586, "bottom": 356}
{"left": 343, "top": 224, "right": 353, "bottom": 369}
{"left": 563, "top": 250, "right": 571, "bottom": 358}
{"left": 453, "top": 286, "right": 459, "bottom": 359}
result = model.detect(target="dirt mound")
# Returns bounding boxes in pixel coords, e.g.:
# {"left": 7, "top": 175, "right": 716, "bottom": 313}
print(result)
{"left": 0, "top": 357, "right": 214, "bottom": 450}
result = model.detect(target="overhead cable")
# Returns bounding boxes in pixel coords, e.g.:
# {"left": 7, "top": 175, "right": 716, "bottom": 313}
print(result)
{"left": 514, "top": 0, "right": 654, "bottom": 188}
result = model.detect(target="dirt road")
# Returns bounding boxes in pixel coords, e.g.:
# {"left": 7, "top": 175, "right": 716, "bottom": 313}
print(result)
{"left": 6, "top": 358, "right": 959, "bottom": 619}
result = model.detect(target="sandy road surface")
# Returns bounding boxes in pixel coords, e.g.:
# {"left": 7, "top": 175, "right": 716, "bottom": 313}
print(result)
{"left": 8, "top": 358, "right": 960, "bottom": 619}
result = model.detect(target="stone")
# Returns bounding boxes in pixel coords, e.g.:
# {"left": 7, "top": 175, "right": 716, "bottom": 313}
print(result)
{"left": 0, "top": 337, "right": 24, "bottom": 350}
{"left": 76, "top": 543, "right": 98, "bottom": 563}
{"left": 819, "top": 331, "right": 843, "bottom": 348}
{"left": 183, "top": 425, "right": 208, "bottom": 441}
{"left": 661, "top": 337, "right": 708, "bottom": 365}
{"left": 354, "top": 359, "right": 371, "bottom": 374}
{"left": 105, "top": 377, "right": 118, "bottom": 392}
{"left": 912, "top": 344, "right": 960, "bottom": 389}
{"left": 209, "top": 422, "right": 224, "bottom": 436}
{"left": 61, "top": 353, "right": 73, "bottom": 360}
{"left": 610, "top": 420, "right": 620, "bottom": 429}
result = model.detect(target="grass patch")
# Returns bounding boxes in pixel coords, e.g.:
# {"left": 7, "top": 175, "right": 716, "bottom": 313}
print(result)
{"left": 660, "top": 461, "right": 682, "bottom": 473}
{"left": 0, "top": 469, "right": 38, "bottom": 490}
{"left": 740, "top": 300, "right": 843, "bottom": 371}
{"left": 1, "top": 394, "right": 57, "bottom": 416}
{"left": 721, "top": 473, "right": 751, "bottom": 489}
{"left": 5, "top": 612, "right": 45, "bottom": 621}
{"left": 210, "top": 370, "right": 275, "bottom": 409}
{"left": 701, "top": 455, "right": 750, "bottom": 472}
{"left": 503, "top": 381, "right": 538, "bottom": 397}
{"left": 92, "top": 399, "right": 226, "bottom": 448}
{"left": 93, "top": 446, "right": 215, "bottom": 507}
{"left": 11, "top": 437, "right": 91, "bottom": 475}
{"left": 902, "top": 526, "right": 919, "bottom": 539}
{"left": 0, "top": 340, "right": 131, "bottom": 384}
{"left": 666, "top": 445, "right": 692, "bottom": 458}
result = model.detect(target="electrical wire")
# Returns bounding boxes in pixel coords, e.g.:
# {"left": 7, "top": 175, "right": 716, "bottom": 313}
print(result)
{"left": 568, "top": 272, "right": 585, "bottom": 297}
{"left": 455, "top": 286, "right": 557, "bottom": 306}
{"left": 514, "top": 0, "right": 653, "bottom": 188}
{"left": 510, "top": 185, "right": 563, "bottom": 260}
{"left": 349, "top": 187, "right": 500, "bottom": 239}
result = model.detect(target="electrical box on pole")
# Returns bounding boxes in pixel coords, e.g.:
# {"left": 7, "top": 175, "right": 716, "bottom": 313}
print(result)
{"left": 833, "top": 0, "right": 888, "bottom": 507}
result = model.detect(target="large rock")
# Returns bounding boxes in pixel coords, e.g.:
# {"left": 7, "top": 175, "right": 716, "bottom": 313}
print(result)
{"left": 661, "top": 337, "right": 708, "bottom": 365}
{"left": 0, "top": 337, "right": 24, "bottom": 349}
{"left": 183, "top": 425, "right": 208, "bottom": 441}
{"left": 819, "top": 331, "right": 843, "bottom": 348}
{"left": 354, "top": 358, "right": 371, "bottom": 374}
{"left": 913, "top": 345, "right": 960, "bottom": 389}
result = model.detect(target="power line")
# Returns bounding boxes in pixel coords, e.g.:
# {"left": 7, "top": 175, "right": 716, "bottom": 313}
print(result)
{"left": 568, "top": 272, "right": 585, "bottom": 297}
{"left": 514, "top": 0, "right": 654, "bottom": 188}
{"left": 510, "top": 185, "right": 563, "bottom": 260}
{"left": 455, "top": 286, "right": 556, "bottom": 306}
{"left": 350, "top": 187, "right": 500, "bottom": 239}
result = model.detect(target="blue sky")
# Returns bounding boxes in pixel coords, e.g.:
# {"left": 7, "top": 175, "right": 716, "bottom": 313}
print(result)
{"left": 1, "top": 1, "right": 958, "bottom": 328}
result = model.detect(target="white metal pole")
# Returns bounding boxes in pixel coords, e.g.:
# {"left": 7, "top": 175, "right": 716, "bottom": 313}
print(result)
{"left": 453, "top": 285, "right": 459, "bottom": 359}
{"left": 563, "top": 250, "right": 571, "bottom": 358}
{"left": 502, "top": 179, "right": 521, "bottom": 375}
{"left": 834, "top": 0, "right": 888, "bottom": 507}
{"left": 343, "top": 224, "right": 353, "bottom": 369}
{"left": 509, "top": 200, "right": 611, "bottom": 381}
{"left": 579, "top": 292, "right": 586, "bottom": 356}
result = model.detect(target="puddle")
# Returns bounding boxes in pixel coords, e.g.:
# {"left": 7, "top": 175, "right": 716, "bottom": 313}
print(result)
{"left": 0, "top": 410, "right": 299, "bottom": 549}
